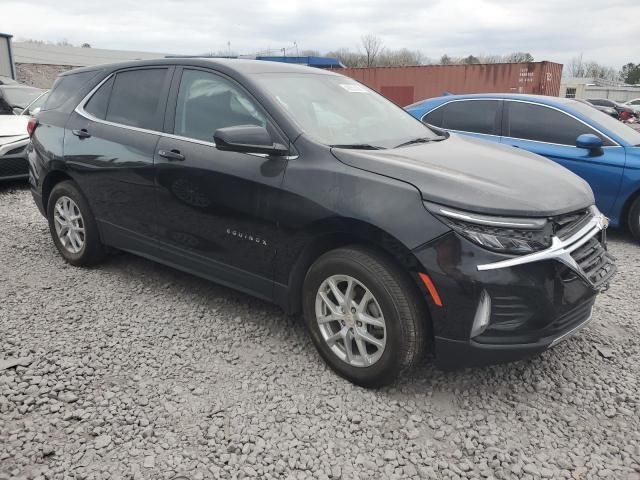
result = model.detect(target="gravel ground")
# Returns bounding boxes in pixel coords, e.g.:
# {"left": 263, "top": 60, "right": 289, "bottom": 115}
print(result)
{"left": 1, "top": 183, "right": 639, "bottom": 480}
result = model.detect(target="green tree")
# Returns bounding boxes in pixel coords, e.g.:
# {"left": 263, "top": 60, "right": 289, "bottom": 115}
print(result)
{"left": 621, "top": 63, "right": 640, "bottom": 85}
{"left": 461, "top": 55, "right": 480, "bottom": 64}
{"left": 440, "top": 54, "right": 454, "bottom": 65}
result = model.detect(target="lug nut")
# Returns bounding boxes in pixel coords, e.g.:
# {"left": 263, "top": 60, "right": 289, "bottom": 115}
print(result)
{"left": 351, "top": 308, "right": 356, "bottom": 313}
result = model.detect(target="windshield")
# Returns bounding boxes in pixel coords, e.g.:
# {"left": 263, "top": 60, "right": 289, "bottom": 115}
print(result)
{"left": 572, "top": 101, "right": 640, "bottom": 146}
{"left": 1, "top": 86, "right": 45, "bottom": 110}
{"left": 251, "top": 73, "right": 439, "bottom": 148}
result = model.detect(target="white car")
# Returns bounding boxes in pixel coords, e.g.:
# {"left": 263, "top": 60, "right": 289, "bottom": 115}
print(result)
{"left": 624, "top": 98, "right": 640, "bottom": 114}
{"left": 0, "top": 91, "right": 48, "bottom": 181}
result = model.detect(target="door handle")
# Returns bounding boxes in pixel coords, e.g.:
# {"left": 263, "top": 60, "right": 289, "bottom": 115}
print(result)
{"left": 72, "top": 129, "right": 91, "bottom": 139}
{"left": 158, "top": 149, "right": 185, "bottom": 161}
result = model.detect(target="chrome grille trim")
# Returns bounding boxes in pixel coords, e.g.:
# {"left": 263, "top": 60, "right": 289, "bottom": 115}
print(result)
{"left": 477, "top": 206, "right": 611, "bottom": 287}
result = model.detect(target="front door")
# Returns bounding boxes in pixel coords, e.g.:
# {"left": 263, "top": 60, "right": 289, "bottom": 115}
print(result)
{"left": 501, "top": 101, "right": 625, "bottom": 215}
{"left": 154, "top": 68, "right": 289, "bottom": 300}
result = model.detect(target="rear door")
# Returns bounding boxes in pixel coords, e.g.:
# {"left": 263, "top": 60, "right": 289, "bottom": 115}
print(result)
{"left": 153, "top": 67, "right": 289, "bottom": 300}
{"left": 501, "top": 100, "right": 625, "bottom": 215}
{"left": 421, "top": 99, "right": 503, "bottom": 144}
{"left": 64, "top": 67, "right": 173, "bottom": 250}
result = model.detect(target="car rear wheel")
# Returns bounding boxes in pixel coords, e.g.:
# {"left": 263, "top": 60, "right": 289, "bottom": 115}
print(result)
{"left": 47, "top": 180, "right": 106, "bottom": 266}
{"left": 303, "top": 246, "right": 426, "bottom": 388}
{"left": 629, "top": 196, "right": 640, "bottom": 242}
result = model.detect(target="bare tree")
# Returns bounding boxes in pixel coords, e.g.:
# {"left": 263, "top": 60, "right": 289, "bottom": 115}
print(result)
{"left": 378, "top": 48, "right": 426, "bottom": 66}
{"left": 566, "top": 54, "right": 585, "bottom": 77}
{"left": 504, "top": 52, "right": 534, "bottom": 63}
{"left": 361, "top": 34, "right": 384, "bottom": 67}
{"left": 326, "top": 48, "right": 365, "bottom": 67}
{"left": 566, "top": 54, "right": 619, "bottom": 81}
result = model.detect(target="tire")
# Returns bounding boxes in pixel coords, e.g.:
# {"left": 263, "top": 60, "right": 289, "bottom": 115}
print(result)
{"left": 629, "top": 196, "right": 640, "bottom": 242}
{"left": 47, "top": 180, "right": 106, "bottom": 266}
{"left": 302, "top": 246, "right": 426, "bottom": 388}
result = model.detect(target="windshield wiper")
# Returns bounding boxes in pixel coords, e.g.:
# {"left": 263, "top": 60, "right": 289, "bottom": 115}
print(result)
{"left": 330, "top": 143, "right": 385, "bottom": 150}
{"left": 394, "top": 136, "right": 446, "bottom": 148}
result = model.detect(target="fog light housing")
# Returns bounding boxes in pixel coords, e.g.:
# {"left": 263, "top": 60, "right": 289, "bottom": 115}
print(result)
{"left": 471, "top": 290, "right": 491, "bottom": 338}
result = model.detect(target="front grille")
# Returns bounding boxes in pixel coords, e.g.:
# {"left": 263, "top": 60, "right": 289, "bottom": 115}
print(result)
{"left": 0, "top": 157, "right": 29, "bottom": 178}
{"left": 571, "top": 236, "right": 616, "bottom": 289}
{"left": 552, "top": 209, "right": 592, "bottom": 240}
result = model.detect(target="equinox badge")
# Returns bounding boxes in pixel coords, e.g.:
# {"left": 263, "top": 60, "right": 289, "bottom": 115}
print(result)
{"left": 226, "top": 228, "right": 268, "bottom": 246}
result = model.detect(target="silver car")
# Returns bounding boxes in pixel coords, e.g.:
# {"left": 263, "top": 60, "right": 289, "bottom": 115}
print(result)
{"left": 0, "top": 91, "right": 48, "bottom": 181}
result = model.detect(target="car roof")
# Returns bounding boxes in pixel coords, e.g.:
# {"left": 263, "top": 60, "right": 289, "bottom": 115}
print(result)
{"left": 60, "top": 58, "right": 342, "bottom": 78}
{"left": 406, "top": 93, "right": 578, "bottom": 110}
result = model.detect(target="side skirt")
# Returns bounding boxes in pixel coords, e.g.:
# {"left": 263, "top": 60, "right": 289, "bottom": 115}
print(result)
{"left": 98, "top": 220, "right": 284, "bottom": 306}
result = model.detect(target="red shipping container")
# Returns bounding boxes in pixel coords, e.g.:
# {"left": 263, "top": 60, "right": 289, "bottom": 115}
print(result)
{"left": 341, "top": 61, "right": 563, "bottom": 106}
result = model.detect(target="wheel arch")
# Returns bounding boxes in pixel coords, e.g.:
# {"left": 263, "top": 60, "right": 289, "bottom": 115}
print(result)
{"left": 41, "top": 169, "right": 75, "bottom": 213}
{"left": 620, "top": 186, "right": 640, "bottom": 229}
{"left": 279, "top": 219, "right": 434, "bottom": 340}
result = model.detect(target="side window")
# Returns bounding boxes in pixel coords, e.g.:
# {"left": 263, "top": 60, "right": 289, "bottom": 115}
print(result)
{"left": 174, "top": 69, "right": 266, "bottom": 143}
{"left": 630, "top": 100, "right": 640, "bottom": 106}
{"left": 506, "top": 102, "right": 614, "bottom": 146}
{"left": 84, "top": 76, "right": 114, "bottom": 119}
{"left": 424, "top": 100, "right": 501, "bottom": 135}
{"left": 105, "top": 69, "right": 168, "bottom": 130}
{"left": 43, "top": 70, "right": 98, "bottom": 111}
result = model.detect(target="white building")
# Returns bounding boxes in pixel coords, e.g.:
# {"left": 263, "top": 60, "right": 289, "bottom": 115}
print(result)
{"left": 560, "top": 77, "right": 640, "bottom": 102}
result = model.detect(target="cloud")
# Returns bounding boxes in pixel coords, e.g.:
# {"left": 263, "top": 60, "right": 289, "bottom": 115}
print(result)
{"left": 3, "top": 0, "right": 638, "bottom": 67}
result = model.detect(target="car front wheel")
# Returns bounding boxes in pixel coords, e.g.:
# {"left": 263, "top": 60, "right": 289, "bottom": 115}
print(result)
{"left": 303, "top": 246, "right": 426, "bottom": 388}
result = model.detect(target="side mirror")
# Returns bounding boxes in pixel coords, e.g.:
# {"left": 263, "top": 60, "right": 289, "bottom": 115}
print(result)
{"left": 214, "top": 125, "right": 289, "bottom": 156}
{"left": 576, "top": 134, "right": 603, "bottom": 150}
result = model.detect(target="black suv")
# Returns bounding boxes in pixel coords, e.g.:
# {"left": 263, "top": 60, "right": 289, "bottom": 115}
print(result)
{"left": 28, "top": 59, "right": 616, "bottom": 387}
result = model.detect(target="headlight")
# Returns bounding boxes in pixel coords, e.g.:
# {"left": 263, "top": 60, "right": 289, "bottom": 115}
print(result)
{"left": 424, "top": 202, "right": 552, "bottom": 254}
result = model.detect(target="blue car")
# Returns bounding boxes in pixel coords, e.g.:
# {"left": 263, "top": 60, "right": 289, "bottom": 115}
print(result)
{"left": 406, "top": 94, "right": 640, "bottom": 240}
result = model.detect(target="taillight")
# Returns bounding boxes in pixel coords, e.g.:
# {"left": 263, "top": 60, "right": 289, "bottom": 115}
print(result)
{"left": 27, "top": 117, "right": 39, "bottom": 137}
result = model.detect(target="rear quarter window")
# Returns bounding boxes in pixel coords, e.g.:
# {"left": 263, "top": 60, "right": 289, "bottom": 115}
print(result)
{"left": 43, "top": 70, "right": 99, "bottom": 111}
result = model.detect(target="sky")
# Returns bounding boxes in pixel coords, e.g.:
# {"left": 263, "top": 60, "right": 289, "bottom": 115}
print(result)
{"left": 3, "top": 0, "right": 638, "bottom": 68}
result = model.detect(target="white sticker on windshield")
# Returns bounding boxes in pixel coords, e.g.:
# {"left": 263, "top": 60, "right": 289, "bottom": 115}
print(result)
{"left": 340, "top": 84, "right": 368, "bottom": 93}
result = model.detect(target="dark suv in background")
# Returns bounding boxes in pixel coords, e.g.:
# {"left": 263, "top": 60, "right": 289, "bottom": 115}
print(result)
{"left": 28, "top": 59, "right": 616, "bottom": 386}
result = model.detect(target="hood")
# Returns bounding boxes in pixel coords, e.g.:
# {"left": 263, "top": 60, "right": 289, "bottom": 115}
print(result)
{"left": 332, "top": 134, "right": 594, "bottom": 217}
{"left": 0, "top": 116, "right": 29, "bottom": 139}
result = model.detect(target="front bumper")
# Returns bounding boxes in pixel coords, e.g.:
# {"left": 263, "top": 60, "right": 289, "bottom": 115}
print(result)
{"left": 413, "top": 211, "right": 615, "bottom": 370}
{"left": 0, "top": 137, "right": 30, "bottom": 180}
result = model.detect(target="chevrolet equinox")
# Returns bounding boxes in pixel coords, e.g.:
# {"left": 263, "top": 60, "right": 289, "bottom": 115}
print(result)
{"left": 28, "top": 59, "right": 616, "bottom": 387}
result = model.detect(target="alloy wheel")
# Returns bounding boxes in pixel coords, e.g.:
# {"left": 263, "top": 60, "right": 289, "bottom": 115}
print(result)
{"left": 53, "top": 196, "right": 85, "bottom": 254}
{"left": 315, "top": 274, "right": 387, "bottom": 367}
